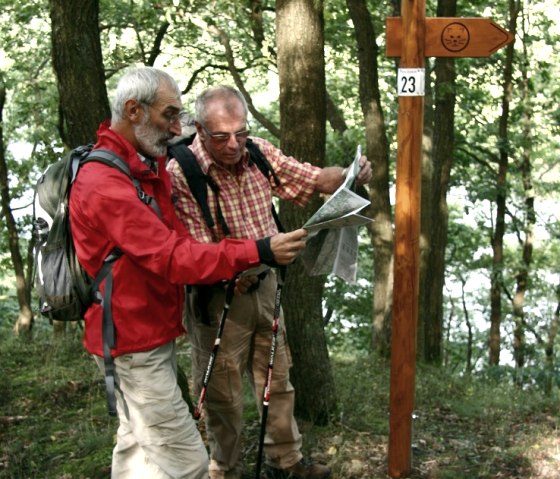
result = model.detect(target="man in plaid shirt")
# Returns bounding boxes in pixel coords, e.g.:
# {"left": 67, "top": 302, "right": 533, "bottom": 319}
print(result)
{"left": 167, "top": 86, "right": 371, "bottom": 479}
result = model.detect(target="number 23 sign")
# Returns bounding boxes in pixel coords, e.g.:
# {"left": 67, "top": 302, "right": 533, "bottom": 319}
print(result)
{"left": 397, "top": 68, "right": 425, "bottom": 96}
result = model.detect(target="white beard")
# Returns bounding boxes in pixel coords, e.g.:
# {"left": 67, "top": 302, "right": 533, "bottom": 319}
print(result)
{"left": 134, "top": 117, "right": 170, "bottom": 158}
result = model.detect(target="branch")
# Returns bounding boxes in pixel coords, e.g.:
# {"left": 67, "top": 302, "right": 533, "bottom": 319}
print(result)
{"left": 198, "top": 19, "right": 280, "bottom": 138}
{"left": 326, "top": 93, "right": 348, "bottom": 135}
{"left": 147, "top": 21, "right": 170, "bottom": 67}
{"left": 11, "top": 200, "right": 34, "bottom": 212}
{"left": 504, "top": 205, "right": 523, "bottom": 245}
{"left": 521, "top": 315, "right": 544, "bottom": 345}
{"left": 180, "top": 63, "right": 246, "bottom": 97}
{"left": 502, "top": 282, "right": 513, "bottom": 303}
{"left": 455, "top": 144, "right": 498, "bottom": 174}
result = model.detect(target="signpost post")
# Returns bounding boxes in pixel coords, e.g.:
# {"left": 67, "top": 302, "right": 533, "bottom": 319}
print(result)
{"left": 385, "top": 3, "right": 513, "bottom": 477}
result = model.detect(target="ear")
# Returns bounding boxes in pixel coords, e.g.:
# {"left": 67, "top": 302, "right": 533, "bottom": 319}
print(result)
{"left": 124, "top": 99, "right": 145, "bottom": 123}
{"left": 194, "top": 121, "right": 206, "bottom": 140}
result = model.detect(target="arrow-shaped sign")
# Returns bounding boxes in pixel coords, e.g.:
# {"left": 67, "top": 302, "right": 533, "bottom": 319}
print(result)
{"left": 386, "top": 17, "right": 514, "bottom": 58}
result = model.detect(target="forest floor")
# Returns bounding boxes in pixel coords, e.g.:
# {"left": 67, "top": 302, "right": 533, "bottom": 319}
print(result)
{"left": 1, "top": 328, "right": 560, "bottom": 479}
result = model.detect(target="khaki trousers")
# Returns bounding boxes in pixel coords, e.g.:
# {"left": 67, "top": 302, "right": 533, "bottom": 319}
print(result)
{"left": 94, "top": 340, "right": 209, "bottom": 479}
{"left": 186, "top": 272, "right": 302, "bottom": 478}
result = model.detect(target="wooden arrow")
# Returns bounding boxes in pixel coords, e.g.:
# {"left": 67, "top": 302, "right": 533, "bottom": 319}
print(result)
{"left": 386, "top": 17, "right": 514, "bottom": 57}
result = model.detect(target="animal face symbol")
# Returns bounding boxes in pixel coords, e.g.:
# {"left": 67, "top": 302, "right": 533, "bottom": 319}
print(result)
{"left": 441, "top": 22, "right": 470, "bottom": 52}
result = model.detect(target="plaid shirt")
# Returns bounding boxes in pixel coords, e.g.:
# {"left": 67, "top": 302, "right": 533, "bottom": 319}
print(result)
{"left": 167, "top": 135, "right": 321, "bottom": 243}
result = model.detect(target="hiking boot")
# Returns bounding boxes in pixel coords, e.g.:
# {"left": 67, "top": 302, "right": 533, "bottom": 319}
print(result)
{"left": 265, "top": 459, "right": 331, "bottom": 479}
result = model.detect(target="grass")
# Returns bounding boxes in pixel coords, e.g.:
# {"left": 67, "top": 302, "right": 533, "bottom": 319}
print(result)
{"left": 1, "top": 325, "right": 560, "bottom": 478}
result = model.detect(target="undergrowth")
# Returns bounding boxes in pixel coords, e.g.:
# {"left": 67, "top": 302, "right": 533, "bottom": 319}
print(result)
{"left": 1, "top": 326, "right": 559, "bottom": 478}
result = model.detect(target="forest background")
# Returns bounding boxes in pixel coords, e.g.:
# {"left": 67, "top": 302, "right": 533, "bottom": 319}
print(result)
{"left": 0, "top": 0, "right": 559, "bottom": 478}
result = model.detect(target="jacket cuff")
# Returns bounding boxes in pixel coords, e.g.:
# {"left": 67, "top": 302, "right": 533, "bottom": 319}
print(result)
{"left": 256, "top": 237, "right": 279, "bottom": 267}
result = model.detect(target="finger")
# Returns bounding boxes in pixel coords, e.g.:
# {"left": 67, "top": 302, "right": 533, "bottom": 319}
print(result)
{"left": 290, "top": 228, "right": 308, "bottom": 240}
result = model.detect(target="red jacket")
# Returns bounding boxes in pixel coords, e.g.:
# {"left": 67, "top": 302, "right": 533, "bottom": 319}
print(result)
{"left": 69, "top": 122, "right": 260, "bottom": 357}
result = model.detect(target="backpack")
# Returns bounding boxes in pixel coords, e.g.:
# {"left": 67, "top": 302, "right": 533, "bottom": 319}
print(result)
{"left": 33, "top": 145, "right": 162, "bottom": 415}
{"left": 33, "top": 145, "right": 161, "bottom": 322}
{"left": 167, "top": 135, "right": 284, "bottom": 234}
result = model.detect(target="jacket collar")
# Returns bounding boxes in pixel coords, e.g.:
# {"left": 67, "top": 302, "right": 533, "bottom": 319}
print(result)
{"left": 94, "top": 120, "right": 163, "bottom": 178}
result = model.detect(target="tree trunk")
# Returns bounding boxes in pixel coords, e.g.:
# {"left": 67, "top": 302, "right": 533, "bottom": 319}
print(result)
{"left": 48, "top": 0, "right": 110, "bottom": 335}
{"left": 417, "top": 56, "right": 433, "bottom": 362}
{"left": 544, "top": 286, "right": 560, "bottom": 395}
{"left": 512, "top": 12, "right": 534, "bottom": 376}
{"left": 346, "top": 0, "right": 393, "bottom": 358}
{"left": 49, "top": 0, "right": 110, "bottom": 148}
{"left": 0, "top": 74, "right": 34, "bottom": 336}
{"left": 276, "top": 0, "right": 336, "bottom": 424}
{"left": 461, "top": 276, "right": 473, "bottom": 374}
{"left": 489, "top": 0, "right": 519, "bottom": 366}
{"left": 418, "top": 0, "right": 457, "bottom": 364}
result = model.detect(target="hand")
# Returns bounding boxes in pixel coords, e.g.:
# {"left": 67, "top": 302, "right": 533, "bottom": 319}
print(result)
{"left": 355, "top": 155, "right": 372, "bottom": 186}
{"left": 269, "top": 228, "right": 308, "bottom": 265}
{"left": 234, "top": 275, "right": 259, "bottom": 296}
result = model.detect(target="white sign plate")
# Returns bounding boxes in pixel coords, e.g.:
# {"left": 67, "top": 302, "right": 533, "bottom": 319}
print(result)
{"left": 397, "top": 68, "right": 425, "bottom": 96}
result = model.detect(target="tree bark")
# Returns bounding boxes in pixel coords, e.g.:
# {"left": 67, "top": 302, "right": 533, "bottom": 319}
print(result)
{"left": 49, "top": 0, "right": 110, "bottom": 148}
{"left": 276, "top": 0, "right": 336, "bottom": 423}
{"left": 544, "top": 285, "right": 560, "bottom": 394}
{"left": 461, "top": 276, "right": 473, "bottom": 374}
{"left": 0, "top": 74, "right": 34, "bottom": 335}
{"left": 346, "top": 0, "right": 393, "bottom": 358}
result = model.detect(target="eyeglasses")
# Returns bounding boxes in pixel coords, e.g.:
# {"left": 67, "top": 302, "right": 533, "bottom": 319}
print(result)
{"left": 147, "top": 104, "right": 186, "bottom": 124}
{"left": 201, "top": 124, "right": 250, "bottom": 144}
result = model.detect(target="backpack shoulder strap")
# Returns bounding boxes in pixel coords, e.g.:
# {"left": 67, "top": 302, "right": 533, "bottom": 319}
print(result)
{"left": 246, "top": 138, "right": 282, "bottom": 187}
{"left": 168, "top": 143, "right": 214, "bottom": 228}
{"left": 85, "top": 149, "right": 131, "bottom": 176}
{"left": 246, "top": 139, "right": 285, "bottom": 233}
{"left": 168, "top": 142, "right": 231, "bottom": 236}
{"left": 83, "top": 148, "right": 163, "bottom": 220}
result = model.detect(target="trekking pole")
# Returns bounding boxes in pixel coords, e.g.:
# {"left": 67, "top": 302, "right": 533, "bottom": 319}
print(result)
{"left": 193, "top": 275, "right": 238, "bottom": 420}
{"left": 254, "top": 265, "right": 287, "bottom": 479}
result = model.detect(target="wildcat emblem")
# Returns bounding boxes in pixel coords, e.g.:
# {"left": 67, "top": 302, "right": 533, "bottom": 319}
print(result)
{"left": 441, "top": 22, "right": 470, "bottom": 52}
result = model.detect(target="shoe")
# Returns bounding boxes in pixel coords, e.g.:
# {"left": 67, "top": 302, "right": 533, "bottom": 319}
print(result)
{"left": 265, "top": 458, "right": 331, "bottom": 479}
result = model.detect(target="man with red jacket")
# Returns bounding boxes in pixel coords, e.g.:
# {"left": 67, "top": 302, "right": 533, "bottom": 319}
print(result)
{"left": 69, "top": 67, "right": 307, "bottom": 479}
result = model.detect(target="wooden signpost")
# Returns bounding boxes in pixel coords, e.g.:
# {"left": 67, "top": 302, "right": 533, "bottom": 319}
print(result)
{"left": 385, "top": 2, "right": 513, "bottom": 478}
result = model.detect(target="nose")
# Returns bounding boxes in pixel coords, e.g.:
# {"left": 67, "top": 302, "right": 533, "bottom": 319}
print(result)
{"left": 169, "top": 118, "right": 182, "bottom": 137}
{"left": 225, "top": 132, "right": 241, "bottom": 149}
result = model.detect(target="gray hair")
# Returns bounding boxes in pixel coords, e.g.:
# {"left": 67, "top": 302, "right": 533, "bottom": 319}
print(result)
{"left": 194, "top": 85, "right": 248, "bottom": 125}
{"left": 111, "top": 66, "right": 181, "bottom": 122}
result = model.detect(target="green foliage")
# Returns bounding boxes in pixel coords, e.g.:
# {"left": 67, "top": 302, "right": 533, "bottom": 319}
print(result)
{"left": 323, "top": 232, "right": 374, "bottom": 355}
{"left": 0, "top": 331, "right": 113, "bottom": 478}
{"left": 0, "top": 277, "right": 20, "bottom": 323}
